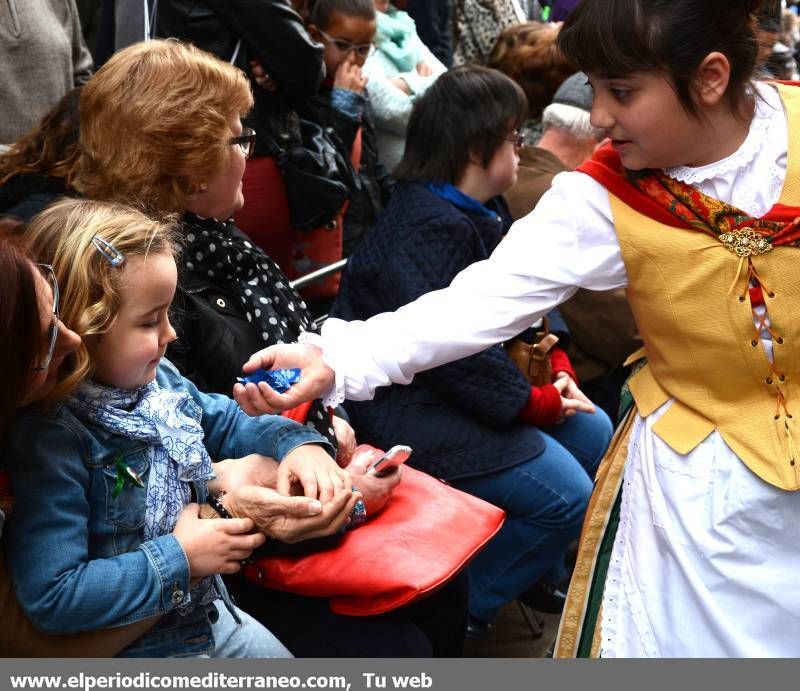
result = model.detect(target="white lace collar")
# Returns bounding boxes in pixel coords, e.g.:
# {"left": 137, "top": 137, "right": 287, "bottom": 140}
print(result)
{"left": 662, "top": 83, "right": 782, "bottom": 184}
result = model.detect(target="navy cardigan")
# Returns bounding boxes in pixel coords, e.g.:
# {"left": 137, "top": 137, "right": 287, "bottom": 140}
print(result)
{"left": 331, "top": 182, "right": 550, "bottom": 481}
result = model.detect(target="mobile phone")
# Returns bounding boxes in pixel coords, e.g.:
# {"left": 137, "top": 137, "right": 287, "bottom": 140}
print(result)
{"left": 366, "top": 445, "right": 412, "bottom": 477}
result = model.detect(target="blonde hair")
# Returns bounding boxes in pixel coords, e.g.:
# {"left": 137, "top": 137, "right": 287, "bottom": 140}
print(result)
{"left": 75, "top": 39, "right": 253, "bottom": 216}
{"left": 23, "top": 198, "right": 179, "bottom": 401}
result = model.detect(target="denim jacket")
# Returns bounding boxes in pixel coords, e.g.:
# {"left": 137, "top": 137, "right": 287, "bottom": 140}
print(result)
{"left": 2, "top": 359, "right": 332, "bottom": 657}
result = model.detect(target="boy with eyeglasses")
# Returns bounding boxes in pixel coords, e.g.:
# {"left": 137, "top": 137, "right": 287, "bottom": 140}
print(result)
{"left": 304, "top": 0, "right": 394, "bottom": 262}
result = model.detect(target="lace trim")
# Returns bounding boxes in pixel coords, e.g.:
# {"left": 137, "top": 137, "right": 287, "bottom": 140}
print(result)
{"left": 599, "top": 415, "right": 659, "bottom": 658}
{"left": 297, "top": 331, "right": 345, "bottom": 409}
{"left": 662, "top": 86, "right": 780, "bottom": 184}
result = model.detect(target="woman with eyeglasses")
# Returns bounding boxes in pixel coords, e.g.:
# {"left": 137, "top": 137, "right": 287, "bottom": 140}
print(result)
{"left": 0, "top": 230, "right": 159, "bottom": 655}
{"left": 154, "top": 0, "right": 349, "bottom": 285}
{"left": 73, "top": 39, "right": 468, "bottom": 658}
{"left": 329, "top": 66, "right": 613, "bottom": 639}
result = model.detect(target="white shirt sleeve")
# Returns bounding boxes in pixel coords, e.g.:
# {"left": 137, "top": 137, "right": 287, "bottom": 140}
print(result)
{"left": 320, "top": 171, "right": 628, "bottom": 401}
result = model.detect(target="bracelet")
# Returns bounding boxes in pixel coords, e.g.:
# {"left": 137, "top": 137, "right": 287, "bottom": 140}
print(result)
{"left": 207, "top": 491, "right": 232, "bottom": 519}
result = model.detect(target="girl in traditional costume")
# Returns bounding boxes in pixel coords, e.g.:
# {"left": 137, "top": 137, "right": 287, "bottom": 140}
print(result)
{"left": 234, "top": 0, "right": 800, "bottom": 657}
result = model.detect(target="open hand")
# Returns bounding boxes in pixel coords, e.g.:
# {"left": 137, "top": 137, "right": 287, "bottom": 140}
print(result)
{"left": 233, "top": 343, "right": 335, "bottom": 415}
{"left": 224, "top": 485, "right": 358, "bottom": 542}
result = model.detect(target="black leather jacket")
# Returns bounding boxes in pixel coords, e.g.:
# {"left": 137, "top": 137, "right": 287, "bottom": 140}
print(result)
{"left": 156, "top": 0, "right": 325, "bottom": 156}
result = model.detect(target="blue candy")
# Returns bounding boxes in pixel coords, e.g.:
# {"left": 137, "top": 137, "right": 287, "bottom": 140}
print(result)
{"left": 236, "top": 367, "right": 301, "bottom": 393}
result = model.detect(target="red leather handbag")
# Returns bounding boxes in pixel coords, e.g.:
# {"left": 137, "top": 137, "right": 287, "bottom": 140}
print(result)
{"left": 242, "top": 450, "right": 505, "bottom": 616}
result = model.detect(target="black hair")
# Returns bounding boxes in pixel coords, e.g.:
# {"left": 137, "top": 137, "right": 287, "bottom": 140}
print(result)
{"left": 310, "top": 0, "right": 375, "bottom": 29}
{"left": 558, "top": 0, "right": 764, "bottom": 119}
{"left": 394, "top": 66, "right": 527, "bottom": 185}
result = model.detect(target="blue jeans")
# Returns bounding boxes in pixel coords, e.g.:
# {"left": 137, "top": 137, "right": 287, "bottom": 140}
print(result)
{"left": 454, "top": 409, "right": 613, "bottom": 622}
{"left": 193, "top": 604, "right": 293, "bottom": 658}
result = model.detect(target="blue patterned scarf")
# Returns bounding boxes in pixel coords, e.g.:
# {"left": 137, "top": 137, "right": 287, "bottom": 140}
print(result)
{"left": 69, "top": 376, "right": 217, "bottom": 606}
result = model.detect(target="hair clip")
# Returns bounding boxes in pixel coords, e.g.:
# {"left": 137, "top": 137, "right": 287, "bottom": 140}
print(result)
{"left": 91, "top": 236, "right": 125, "bottom": 267}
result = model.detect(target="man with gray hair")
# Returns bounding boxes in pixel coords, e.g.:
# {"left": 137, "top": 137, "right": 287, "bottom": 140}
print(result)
{"left": 505, "top": 71, "right": 603, "bottom": 219}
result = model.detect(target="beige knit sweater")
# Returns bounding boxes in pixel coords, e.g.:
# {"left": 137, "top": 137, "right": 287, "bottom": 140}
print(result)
{"left": 0, "top": 0, "right": 93, "bottom": 144}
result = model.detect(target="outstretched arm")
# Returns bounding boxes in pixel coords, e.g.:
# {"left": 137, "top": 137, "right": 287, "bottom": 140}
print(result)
{"left": 234, "top": 172, "right": 626, "bottom": 414}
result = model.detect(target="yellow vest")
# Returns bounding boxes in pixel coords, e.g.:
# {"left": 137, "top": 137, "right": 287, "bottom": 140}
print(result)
{"left": 611, "top": 84, "right": 800, "bottom": 490}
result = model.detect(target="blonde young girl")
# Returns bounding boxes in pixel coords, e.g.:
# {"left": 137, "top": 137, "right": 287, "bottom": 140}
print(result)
{"left": 3, "top": 199, "right": 352, "bottom": 658}
{"left": 236, "top": 0, "right": 800, "bottom": 657}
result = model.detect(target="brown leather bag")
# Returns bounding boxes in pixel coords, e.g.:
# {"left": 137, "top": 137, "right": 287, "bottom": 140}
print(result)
{"left": 504, "top": 318, "right": 560, "bottom": 387}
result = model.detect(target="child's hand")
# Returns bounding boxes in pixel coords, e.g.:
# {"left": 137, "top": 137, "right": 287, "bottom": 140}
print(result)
{"left": 172, "top": 503, "right": 265, "bottom": 578}
{"left": 277, "top": 444, "right": 352, "bottom": 503}
{"left": 211, "top": 454, "right": 280, "bottom": 494}
{"left": 249, "top": 59, "right": 278, "bottom": 92}
{"left": 389, "top": 76, "right": 412, "bottom": 94}
{"left": 553, "top": 374, "right": 595, "bottom": 422}
{"left": 416, "top": 61, "right": 433, "bottom": 77}
{"left": 334, "top": 56, "right": 368, "bottom": 94}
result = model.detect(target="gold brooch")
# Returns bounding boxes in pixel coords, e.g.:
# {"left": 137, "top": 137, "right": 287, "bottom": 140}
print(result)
{"left": 719, "top": 229, "right": 772, "bottom": 257}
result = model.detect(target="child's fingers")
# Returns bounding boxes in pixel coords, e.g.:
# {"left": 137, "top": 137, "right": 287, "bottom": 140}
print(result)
{"left": 217, "top": 516, "right": 256, "bottom": 534}
{"left": 218, "top": 560, "right": 246, "bottom": 575}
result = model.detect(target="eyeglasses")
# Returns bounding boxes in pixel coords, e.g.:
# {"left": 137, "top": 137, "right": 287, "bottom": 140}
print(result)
{"left": 230, "top": 127, "right": 256, "bottom": 158}
{"left": 318, "top": 29, "right": 376, "bottom": 59}
{"left": 31, "top": 263, "right": 60, "bottom": 372}
{"left": 505, "top": 130, "right": 526, "bottom": 150}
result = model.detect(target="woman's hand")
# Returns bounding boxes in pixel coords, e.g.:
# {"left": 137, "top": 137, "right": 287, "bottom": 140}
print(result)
{"left": 223, "top": 485, "right": 359, "bottom": 542}
{"left": 554, "top": 373, "right": 595, "bottom": 421}
{"left": 233, "top": 343, "right": 335, "bottom": 415}
{"left": 210, "top": 454, "right": 280, "bottom": 495}
{"left": 332, "top": 416, "right": 357, "bottom": 467}
{"left": 277, "top": 444, "right": 352, "bottom": 503}
{"left": 345, "top": 446, "right": 402, "bottom": 516}
{"left": 172, "top": 504, "right": 265, "bottom": 577}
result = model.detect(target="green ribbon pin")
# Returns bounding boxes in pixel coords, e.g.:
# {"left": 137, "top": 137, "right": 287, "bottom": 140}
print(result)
{"left": 111, "top": 457, "right": 145, "bottom": 499}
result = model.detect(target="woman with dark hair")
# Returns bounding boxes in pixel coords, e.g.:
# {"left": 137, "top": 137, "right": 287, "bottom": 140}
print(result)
{"left": 0, "top": 231, "right": 158, "bottom": 655}
{"left": 331, "top": 65, "right": 612, "bottom": 638}
{"left": 0, "top": 88, "right": 82, "bottom": 220}
{"left": 237, "top": 0, "right": 800, "bottom": 657}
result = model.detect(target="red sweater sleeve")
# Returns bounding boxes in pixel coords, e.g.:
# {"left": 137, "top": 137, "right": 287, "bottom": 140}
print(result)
{"left": 517, "top": 384, "right": 562, "bottom": 427}
{"left": 550, "top": 347, "right": 578, "bottom": 383}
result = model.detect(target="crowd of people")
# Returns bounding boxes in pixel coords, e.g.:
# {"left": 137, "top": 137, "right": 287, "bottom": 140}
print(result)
{"left": 1, "top": 0, "right": 799, "bottom": 660}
